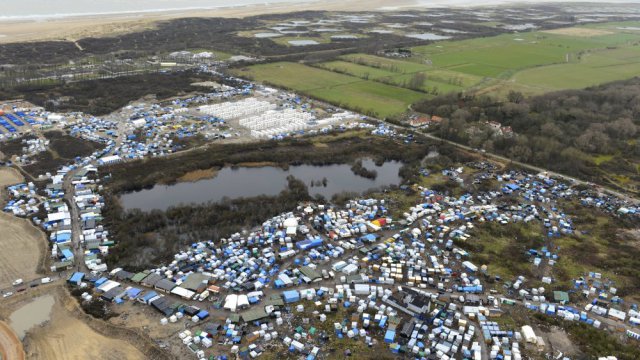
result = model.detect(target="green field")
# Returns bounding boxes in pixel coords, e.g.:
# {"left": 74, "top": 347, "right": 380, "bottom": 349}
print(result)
{"left": 513, "top": 45, "right": 640, "bottom": 91}
{"left": 233, "top": 22, "right": 640, "bottom": 116}
{"left": 233, "top": 62, "right": 427, "bottom": 117}
{"left": 408, "top": 23, "right": 640, "bottom": 94}
{"left": 317, "top": 55, "right": 483, "bottom": 95}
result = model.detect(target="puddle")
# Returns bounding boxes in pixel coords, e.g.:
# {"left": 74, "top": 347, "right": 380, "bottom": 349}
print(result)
{"left": 9, "top": 294, "right": 55, "bottom": 340}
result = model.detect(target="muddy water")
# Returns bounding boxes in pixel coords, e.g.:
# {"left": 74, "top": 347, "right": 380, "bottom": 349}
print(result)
{"left": 9, "top": 294, "right": 54, "bottom": 340}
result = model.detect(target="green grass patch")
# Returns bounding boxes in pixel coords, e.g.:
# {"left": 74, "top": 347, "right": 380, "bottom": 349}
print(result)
{"left": 593, "top": 154, "right": 615, "bottom": 166}
{"left": 406, "top": 22, "right": 640, "bottom": 96}
{"left": 233, "top": 62, "right": 427, "bottom": 118}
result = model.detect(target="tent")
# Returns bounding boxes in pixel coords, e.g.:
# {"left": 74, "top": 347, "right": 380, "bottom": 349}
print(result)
{"left": 283, "top": 290, "right": 300, "bottom": 303}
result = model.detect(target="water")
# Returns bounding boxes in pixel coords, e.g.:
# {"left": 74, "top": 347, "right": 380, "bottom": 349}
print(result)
{"left": 254, "top": 33, "right": 282, "bottom": 38}
{"left": 405, "top": 33, "right": 452, "bottom": 40}
{"left": 9, "top": 295, "right": 54, "bottom": 340}
{"left": 288, "top": 40, "right": 319, "bottom": 46}
{"left": 1, "top": 0, "right": 312, "bottom": 21}
{"left": 331, "top": 35, "right": 359, "bottom": 40}
{"left": 121, "top": 160, "right": 403, "bottom": 211}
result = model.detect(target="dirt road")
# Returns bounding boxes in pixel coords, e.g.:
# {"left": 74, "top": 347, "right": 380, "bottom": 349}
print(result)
{"left": 0, "top": 321, "right": 25, "bottom": 360}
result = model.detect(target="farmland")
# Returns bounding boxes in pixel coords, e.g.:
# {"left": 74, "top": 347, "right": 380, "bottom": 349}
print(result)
{"left": 233, "top": 21, "right": 640, "bottom": 118}
{"left": 409, "top": 22, "right": 640, "bottom": 95}
{"left": 233, "top": 62, "right": 426, "bottom": 117}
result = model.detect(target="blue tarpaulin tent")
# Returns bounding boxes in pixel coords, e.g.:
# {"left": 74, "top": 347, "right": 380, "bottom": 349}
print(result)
{"left": 68, "top": 272, "right": 84, "bottom": 285}
{"left": 126, "top": 288, "right": 142, "bottom": 299}
{"left": 197, "top": 310, "right": 210, "bottom": 319}
{"left": 283, "top": 290, "right": 300, "bottom": 303}
{"left": 384, "top": 329, "right": 395, "bottom": 343}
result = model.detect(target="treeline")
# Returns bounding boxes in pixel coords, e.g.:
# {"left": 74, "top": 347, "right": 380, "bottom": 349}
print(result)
{"left": 0, "top": 71, "right": 215, "bottom": 116}
{"left": 414, "top": 78, "right": 640, "bottom": 191}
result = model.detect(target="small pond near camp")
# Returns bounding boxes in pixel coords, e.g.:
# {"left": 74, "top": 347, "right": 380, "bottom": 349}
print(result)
{"left": 121, "top": 160, "right": 403, "bottom": 211}
{"left": 9, "top": 294, "right": 54, "bottom": 340}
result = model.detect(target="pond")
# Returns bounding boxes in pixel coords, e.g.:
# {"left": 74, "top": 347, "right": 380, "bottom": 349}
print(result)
{"left": 331, "top": 35, "right": 359, "bottom": 40}
{"left": 405, "top": 33, "right": 451, "bottom": 40}
{"left": 121, "top": 160, "right": 403, "bottom": 211}
{"left": 9, "top": 294, "right": 54, "bottom": 340}
{"left": 254, "top": 32, "right": 282, "bottom": 38}
{"left": 288, "top": 40, "right": 319, "bottom": 46}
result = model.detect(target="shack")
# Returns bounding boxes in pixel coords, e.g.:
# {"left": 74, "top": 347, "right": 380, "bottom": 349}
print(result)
{"left": 68, "top": 272, "right": 84, "bottom": 286}
{"left": 181, "top": 273, "right": 211, "bottom": 293}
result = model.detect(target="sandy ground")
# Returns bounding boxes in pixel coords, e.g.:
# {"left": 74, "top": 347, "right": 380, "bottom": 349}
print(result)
{"left": 0, "top": 213, "right": 47, "bottom": 289}
{"left": 0, "top": 0, "right": 417, "bottom": 44}
{"left": 0, "top": 321, "right": 25, "bottom": 360}
{"left": 22, "top": 289, "right": 146, "bottom": 360}
{"left": 0, "top": 167, "right": 47, "bottom": 290}
{"left": 543, "top": 27, "right": 614, "bottom": 37}
{"left": 0, "top": 167, "right": 23, "bottom": 188}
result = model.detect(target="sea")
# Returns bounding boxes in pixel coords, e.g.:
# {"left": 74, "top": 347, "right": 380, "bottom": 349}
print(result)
{"left": 0, "top": 0, "right": 311, "bottom": 21}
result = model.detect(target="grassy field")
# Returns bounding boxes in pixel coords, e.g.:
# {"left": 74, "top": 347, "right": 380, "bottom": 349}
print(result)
{"left": 233, "top": 62, "right": 427, "bottom": 117}
{"left": 318, "top": 55, "right": 482, "bottom": 95}
{"left": 408, "top": 22, "right": 640, "bottom": 95}
{"left": 233, "top": 21, "right": 640, "bottom": 113}
{"left": 513, "top": 45, "right": 640, "bottom": 91}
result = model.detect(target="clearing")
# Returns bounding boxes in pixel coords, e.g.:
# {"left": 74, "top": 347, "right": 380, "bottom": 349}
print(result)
{"left": 543, "top": 27, "right": 614, "bottom": 37}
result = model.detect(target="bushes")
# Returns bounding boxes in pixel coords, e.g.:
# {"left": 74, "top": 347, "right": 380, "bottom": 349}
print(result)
{"left": 104, "top": 176, "right": 313, "bottom": 268}
{"left": 69, "top": 285, "right": 118, "bottom": 320}
{"left": 413, "top": 77, "right": 640, "bottom": 190}
{"left": 1, "top": 71, "right": 216, "bottom": 116}
{"left": 533, "top": 314, "right": 640, "bottom": 360}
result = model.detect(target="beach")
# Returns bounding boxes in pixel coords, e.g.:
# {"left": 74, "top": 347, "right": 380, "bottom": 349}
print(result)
{"left": 0, "top": 0, "right": 419, "bottom": 44}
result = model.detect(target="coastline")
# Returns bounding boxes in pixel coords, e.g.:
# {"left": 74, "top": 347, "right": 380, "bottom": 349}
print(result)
{"left": 0, "top": 0, "right": 419, "bottom": 44}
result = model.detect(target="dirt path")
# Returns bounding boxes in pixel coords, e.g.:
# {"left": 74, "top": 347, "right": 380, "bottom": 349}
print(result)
{"left": 0, "top": 321, "right": 25, "bottom": 360}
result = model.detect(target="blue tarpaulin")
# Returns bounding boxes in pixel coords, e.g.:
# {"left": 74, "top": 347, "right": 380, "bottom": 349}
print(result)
{"left": 283, "top": 290, "right": 300, "bottom": 303}
{"left": 68, "top": 272, "right": 84, "bottom": 285}
{"left": 384, "top": 329, "right": 395, "bottom": 343}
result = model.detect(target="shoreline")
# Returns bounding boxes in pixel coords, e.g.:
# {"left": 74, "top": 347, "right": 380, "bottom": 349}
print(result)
{"left": 0, "top": 0, "right": 419, "bottom": 44}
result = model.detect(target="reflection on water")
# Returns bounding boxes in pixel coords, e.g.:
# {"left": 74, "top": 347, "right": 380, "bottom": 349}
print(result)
{"left": 121, "top": 160, "right": 403, "bottom": 211}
